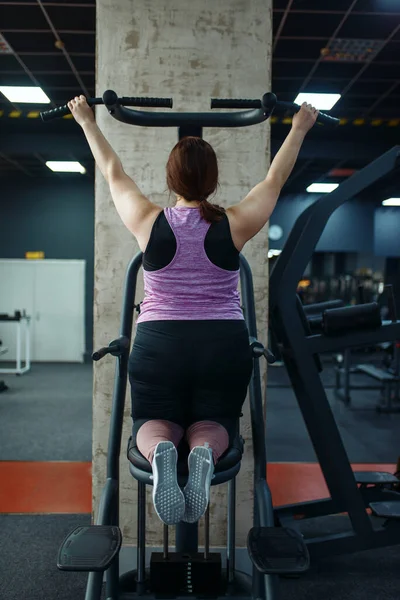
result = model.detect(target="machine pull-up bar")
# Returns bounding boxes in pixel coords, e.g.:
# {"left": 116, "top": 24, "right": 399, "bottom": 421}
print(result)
{"left": 40, "top": 90, "right": 340, "bottom": 130}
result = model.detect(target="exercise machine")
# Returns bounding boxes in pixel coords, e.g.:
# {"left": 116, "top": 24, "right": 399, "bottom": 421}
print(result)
{"left": 0, "top": 311, "right": 31, "bottom": 375}
{"left": 42, "top": 92, "right": 337, "bottom": 599}
{"left": 269, "top": 145, "right": 400, "bottom": 559}
{"left": 333, "top": 285, "right": 400, "bottom": 412}
{"left": 0, "top": 339, "right": 8, "bottom": 392}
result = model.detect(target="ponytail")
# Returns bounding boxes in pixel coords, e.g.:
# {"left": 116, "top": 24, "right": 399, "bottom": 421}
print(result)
{"left": 199, "top": 199, "right": 225, "bottom": 223}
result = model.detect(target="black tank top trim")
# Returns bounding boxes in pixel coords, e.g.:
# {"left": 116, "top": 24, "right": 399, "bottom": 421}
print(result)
{"left": 143, "top": 211, "right": 239, "bottom": 272}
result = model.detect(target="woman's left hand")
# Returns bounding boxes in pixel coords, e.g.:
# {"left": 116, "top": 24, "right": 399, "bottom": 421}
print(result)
{"left": 67, "top": 95, "right": 95, "bottom": 127}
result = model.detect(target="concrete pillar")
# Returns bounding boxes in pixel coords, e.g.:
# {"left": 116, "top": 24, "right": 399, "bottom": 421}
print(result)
{"left": 94, "top": 0, "right": 272, "bottom": 549}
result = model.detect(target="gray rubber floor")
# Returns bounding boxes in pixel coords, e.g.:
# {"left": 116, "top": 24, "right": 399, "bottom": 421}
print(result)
{"left": 0, "top": 514, "right": 94, "bottom": 600}
{"left": 266, "top": 385, "right": 400, "bottom": 463}
{"left": 1, "top": 514, "right": 399, "bottom": 600}
{"left": 0, "top": 363, "right": 92, "bottom": 461}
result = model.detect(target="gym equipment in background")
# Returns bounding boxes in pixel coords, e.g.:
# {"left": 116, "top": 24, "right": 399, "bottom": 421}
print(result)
{"left": 333, "top": 285, "right": 400, "bottom": 413}
{"left": 269, "top": 145, "right": 400, "bottom": 560}
{"left": 297, "top": 272, "right": 384, "bottom": 306}
{"left": 0, "top": 339, "right": 8, "bottom": 392}
{"left": 0, "top": 311, "right": 31, "bottom": 375}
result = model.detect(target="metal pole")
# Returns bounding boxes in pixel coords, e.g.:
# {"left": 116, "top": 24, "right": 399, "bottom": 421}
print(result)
{"left": 204, "top": 505, "right": 210, "bottom": 560}
{"left": 175, "top": 522, "right": 198, "bottom": 554}
{"left": 226, "top": 478, "right": 236, "bottom": 583}
{"left": 137, "top": 481, "right": 146, "bottom": 592}
{"left": 84, "top": 572, "right": 104, "bottom": 600}
{"left": 25, "top": 318, "right": 31, "bottom": 372}
{"left": 105, "top": 498, "right": 120, "bottom": 599}
{"left": 344, "top": 348, "right": 351, "bottom": 405}
{"left": 106, "top": 253, "right": 142, "bottom": 482}
{"left": 16, "top": 321, "right": 21, "bottom": 373}
{"left": 163, "top": 525, "right": 169, "bottom": 560}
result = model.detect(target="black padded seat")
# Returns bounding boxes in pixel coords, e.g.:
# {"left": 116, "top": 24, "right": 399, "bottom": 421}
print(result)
{"left": 127, "top": 433, "right": 244, "bottom": 487}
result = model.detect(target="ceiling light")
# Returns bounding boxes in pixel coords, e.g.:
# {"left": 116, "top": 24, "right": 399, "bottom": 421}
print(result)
{"left": 294, "top": 93, "right": 341, "bottom": 110}
{"left": 306, "top": 183, "right": 339, "bottom": 193}
{"left": 321, "top": 39, "right": 384, "bottom": 63}
{"left": 0, "top": 86, "right": 50, "bottom": 104}
{"left": 46, "top": 161, "right": 86, "bottom": 174}
{"left": 382, "top": 198, "right": 400, "bottom": 207}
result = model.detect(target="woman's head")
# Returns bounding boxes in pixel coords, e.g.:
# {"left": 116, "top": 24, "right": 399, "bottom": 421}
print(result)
{"left": 166, "top": 136, "right": 225, "bottom": 222}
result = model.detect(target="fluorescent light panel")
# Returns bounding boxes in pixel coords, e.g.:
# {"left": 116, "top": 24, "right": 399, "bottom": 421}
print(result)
{"left": 294, "top": 93, "right": 341, "bottom": 110}
{"left": 307, "top": 183, "right": 339, "bottom": 193}
{"left": 382, "top": 198, "right": 400, "bottom": 206}
{"left": 0, "top": 85, "right": 50, "bottom": 104}
{"left": 46, "top": 161, "right": 86, "bottom": 174}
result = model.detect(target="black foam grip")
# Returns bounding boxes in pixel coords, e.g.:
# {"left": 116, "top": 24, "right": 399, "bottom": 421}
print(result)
{"left": 120, "top": 96, "right": 173, "bottom": 108}
{"left": 276, "top": 101, "right": 340, "bottom": 127}
{"left": 265, "top": 348, "right": 276, "bottom": 364}
{"left": 92, "top": 347, "right": 109, "bottom": 361}
{"left": 40, "top": 105, "right": 70, "bottom": 122}
{"left": 316, "top": 111, "right": 340, "bottom": 127}
{"left": 211, "top": 98, "right": 262, "bottom": 109}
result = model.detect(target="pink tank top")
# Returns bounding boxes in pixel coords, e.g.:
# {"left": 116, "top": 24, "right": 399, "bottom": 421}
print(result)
{"left": 136, "top": 207, "right": 243, "bottom": 323}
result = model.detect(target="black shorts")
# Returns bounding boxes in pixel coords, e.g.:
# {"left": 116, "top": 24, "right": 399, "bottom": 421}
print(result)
{"left": 128, "top": 320, "right": 253, "bottom": 435}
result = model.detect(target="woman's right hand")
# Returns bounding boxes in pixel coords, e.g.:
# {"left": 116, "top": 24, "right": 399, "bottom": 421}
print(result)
{"left": 67, "top": 95, "right": 95, "bottom": 128}
{"left": 292, "top": 102, "right": 318, "bottom": 134}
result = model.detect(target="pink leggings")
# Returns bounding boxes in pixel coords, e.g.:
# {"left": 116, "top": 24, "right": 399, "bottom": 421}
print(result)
{"left": 136, "top": 419, "right": 229, "bottom": 464}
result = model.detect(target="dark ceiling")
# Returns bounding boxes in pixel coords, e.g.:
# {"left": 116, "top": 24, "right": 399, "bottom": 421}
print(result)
{"left": 0, "top": 0, "right": 399, "bottom": 197}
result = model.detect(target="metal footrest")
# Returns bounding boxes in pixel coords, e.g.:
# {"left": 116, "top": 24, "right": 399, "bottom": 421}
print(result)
{"left": 355, "top": 471, "right": 399, "bottom": 486}
{"left": 370, "top": 502, "right": 400, "bottom": 519}
{"left": 247, "top": 527, "right": 310, "bottom": 575}
{"left": 57, "top": 525, "right": 122, "bottom": 572}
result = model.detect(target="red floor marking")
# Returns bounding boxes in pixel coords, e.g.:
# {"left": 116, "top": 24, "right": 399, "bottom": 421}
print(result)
{"left": 0, "top": 462, "right": 92, "bottom": 514}
{"left": 268, "top": 463, "right": 396, "bottom": 506}
{"left": 0, "top": 461, "right": 396, "bottom": 514}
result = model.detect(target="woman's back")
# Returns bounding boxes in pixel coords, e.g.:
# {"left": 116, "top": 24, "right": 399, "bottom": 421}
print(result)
{"left": 137, "top": 206, "right": 243, "bottom": 323}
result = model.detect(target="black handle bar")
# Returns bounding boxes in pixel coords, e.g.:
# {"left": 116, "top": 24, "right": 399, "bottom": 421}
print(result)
{"left": 249, "top": 338, "right": 276, "bottom": 364}
{"left": 102, "top": 90, "right": 276, "bottom": 128}
{"left": 40, "top": 95, "right": 173, "bottom": 122}
{"left": 40, "top": 90, "right": 338, "bottom": 128}
{"left": 40, "top": 90, "right": 276, "bottom": 127}
{"left": 211, "top": 96, "right": 340, "bottom": 127}
{"left": 92, "top": 336, "right": 130, "bottom": 361}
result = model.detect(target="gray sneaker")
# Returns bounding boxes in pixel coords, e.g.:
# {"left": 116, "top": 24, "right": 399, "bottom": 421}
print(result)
{"left": 152, "top": 441, "right": 185, "bottom": 525}
{"left": 183, "top": 445, "right": 214, "bottom": 523}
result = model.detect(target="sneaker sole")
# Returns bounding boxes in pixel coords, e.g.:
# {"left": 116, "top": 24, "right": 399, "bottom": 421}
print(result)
{"left": 183, "top": 446, "right": 214, "bottom": 523}
{"left": 152, "top": 441, "right": 185, "bottom": 526}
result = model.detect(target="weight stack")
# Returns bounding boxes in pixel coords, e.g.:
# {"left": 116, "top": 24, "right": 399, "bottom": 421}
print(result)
{"left": 150, "top": 552, "right": 222, "bottom": 595}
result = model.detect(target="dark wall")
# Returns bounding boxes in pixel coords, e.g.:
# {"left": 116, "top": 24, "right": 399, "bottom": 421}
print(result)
{"left": 374, "top": 207, "right": 400, "bottom": 257}
{"left": 270, "top": 194, "right": 400, "bottom": 256}
{"left": 0, "top": 177, "right": 94, "bottom": 356}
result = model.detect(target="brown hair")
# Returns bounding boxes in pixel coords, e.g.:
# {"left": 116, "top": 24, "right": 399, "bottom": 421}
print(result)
{"left": 166, "top": 136, "right": 225, "bottom": 223}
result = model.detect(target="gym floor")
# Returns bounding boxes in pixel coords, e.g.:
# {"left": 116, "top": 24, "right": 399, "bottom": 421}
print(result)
{"left": 0, "top": 359, "right": 399, "bottom": 599}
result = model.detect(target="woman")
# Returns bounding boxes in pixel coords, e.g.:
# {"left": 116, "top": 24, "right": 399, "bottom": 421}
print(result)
{"left": 69, "top": 95, "right": 317, "bottom": 526}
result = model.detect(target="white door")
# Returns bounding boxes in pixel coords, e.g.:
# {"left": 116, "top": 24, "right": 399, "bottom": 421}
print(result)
{"left": 32, "top": 261, "right": 85, "bottom": 362}
{"left": 0, "top": 260, "right": 35, "bottom": 359}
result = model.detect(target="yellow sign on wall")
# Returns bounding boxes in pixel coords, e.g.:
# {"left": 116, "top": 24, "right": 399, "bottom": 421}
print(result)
{"left": 25, "top": 251, "right": 45, "bottom": 260}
